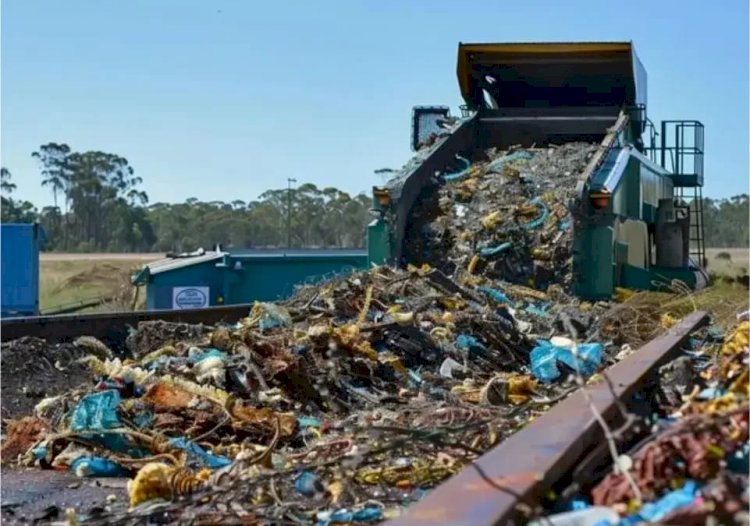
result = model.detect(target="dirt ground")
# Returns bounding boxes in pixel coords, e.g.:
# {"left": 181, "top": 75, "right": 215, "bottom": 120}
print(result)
{"left": 0, "top": 338, "right": 93, "bottom": 426}
{"left": 705, "top": 248, "right": 750, "bottom": 278}
{"left": 41, "top": 253, "right": 164, "bottom": 262}
{"left": 1, "top": 469, "right": 129, "bottom": 524}
{"left": 39, "top": 257, "right": 160, "bottom": 313}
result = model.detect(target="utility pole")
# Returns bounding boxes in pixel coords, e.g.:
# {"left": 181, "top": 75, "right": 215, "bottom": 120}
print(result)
{"left": 287, "top": 178, "right": 297, "bottom": 248}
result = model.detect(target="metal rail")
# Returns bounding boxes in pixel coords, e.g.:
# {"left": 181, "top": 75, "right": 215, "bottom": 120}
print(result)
{"left": 0, "top": 304, "right": 256, "bottom": 346}
{"left": 383, "top": 311, "right": 709, "bottom": 526}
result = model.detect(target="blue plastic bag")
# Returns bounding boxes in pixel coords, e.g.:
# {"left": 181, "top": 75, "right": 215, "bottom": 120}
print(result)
{"left": 167, "top": 437, "right": 231, "bottom": 469}
{"left": 295, "top": 471, "right": 325, "bottom": 497}
{"left": 526, "top": 304, "right": 551, "bottom": 319}
{"left": 478, "top": 287, "right": 512, "bottom": 305}
{"left": 530, "top": 340, "right": 603, "bottom": 383}
{"left": 71, "top": 390, "right": 122, "bottom": 432}
{"left": 70, "top": 456, "right": 129, "bottom": 477}
{"left": 455, "top": 334, "right": 487, "bottom": 356}
{"left": 297, "top": 416, "right": 322, "bottom": 428}
{"left": 636, "top": 480, "right": 698, "bottom": 522}
{"left": 69, "top": 390, "right": 135, "bottom": 454}
{"left": 188, "top": 348, "right": 225, "bottom": 364}
{"left": 316, "top": 505, "right": 383, "bottom": 525}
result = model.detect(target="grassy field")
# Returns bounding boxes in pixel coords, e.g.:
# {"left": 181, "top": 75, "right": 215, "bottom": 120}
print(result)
{"left": 705, "top": 248, "right": 749, "bottom": 278}
{"left": 37, "top": 249, "right": 747, "bottom": 314}
{"left": 39, "top": 256, "right": 160, "bottom": 313}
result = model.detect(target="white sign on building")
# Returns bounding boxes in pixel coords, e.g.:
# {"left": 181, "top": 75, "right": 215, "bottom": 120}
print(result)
{"left": 172, "top": 287, "right": 209, "bottom": 309}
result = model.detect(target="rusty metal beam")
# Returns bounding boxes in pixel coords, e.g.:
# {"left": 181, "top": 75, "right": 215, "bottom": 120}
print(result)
{"left": 384, "top": 310, "right": 709, "bottom": 526}
{"left": 0, "top": 304, "right": 255, "bottom": 349}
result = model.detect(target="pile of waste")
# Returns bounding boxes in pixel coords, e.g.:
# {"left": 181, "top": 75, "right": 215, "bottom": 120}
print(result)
{"left": 536, "top": 316, "right": 750, "bottom": 526}
{"left": 407, "top": 142, "right": 598, "bottom": 289}
{"left": 1, "top": 263, "right": 621, "bottom": 524}
{"left": 2, "top": 141, "right": 746, "bottom": 525}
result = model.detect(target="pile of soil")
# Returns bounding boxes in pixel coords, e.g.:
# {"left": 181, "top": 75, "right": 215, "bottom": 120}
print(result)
{"left": 1, "top": 337, "right": 93, "bottom": 425}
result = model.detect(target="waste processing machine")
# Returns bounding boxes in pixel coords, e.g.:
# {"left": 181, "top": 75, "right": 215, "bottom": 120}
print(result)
{"left": 367, "top": 41, "right": 708, "bottom": 299}
{"left": 1, "top": 41, "right": 708, "bottom": 326}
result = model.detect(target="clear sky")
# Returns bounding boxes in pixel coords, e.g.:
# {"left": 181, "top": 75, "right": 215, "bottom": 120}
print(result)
{"left": 2, "top": 0, "right": 748, "bottom": 208}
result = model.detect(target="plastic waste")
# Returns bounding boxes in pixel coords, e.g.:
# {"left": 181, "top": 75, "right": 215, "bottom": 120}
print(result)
{"left": 69, "top": 390, "right": 136, "bottom": 454}
{"left": 70, "top": 456, "right": 129, "bottom": 477}
{"left": 635, "top": 480, "right": 698, "bottom": 522}
{"left": 481, "top": 210, "right": 503, "bottom": 230}
{"left": 707, "top": 326, "right": 725, "bottom": 341}
{"left": 71, "top": 390, "right": 122, "bottom": 432}
{"left": 316, "top": 505, "right": 384, "bottom": 525}
{"left": 132, "top": 411, "right": 154, "bottom": 429}
{"left": 478, "top": 287, "right": 512, "bottom": 305}
{"left": 257, "top": 302, "right": 292, "bottom": 332}
{"left": 187, "top": 348, "right": 225, "bottom": 363}
{"left": 479, "top": 242, "right": 512, "bottom": 257}
{"left": 550, "top": 336, "right": 575, "bottom": 349}
{"left": 408, "top": 369, "right": 423, "bottom": 386}
{"left": 527, "top": 506, "right": 619, "bottom": 526}
{"left": 696, "top": 387, "right": 725, "bottom": 400}
{"left": 455, "top": 334, "right": 487, "bottom": 356}
{"left": 521, "top": 197, "right": 549, "bottom": 230}
{"left": 439, "top": 357, "right": 467, "bottom": 378}
{"left": 167, "top": 437, "right": 231, "bottom": 469}
{"left": 486, "top": 150, "right": 534, "bottom": 172}
{"left": 442, "top": 156, "right": 472, "bottom": 182}
{"left": 295, "top": 470, "right": 325, "bottom": 497}
{"left": 727, "top": 442, "right": 750, "bottom": 474}
{"left": 526, "top": 304, "right": 550, "bottom": 319}
{"left": 297, "top": 416, "right": 322, "bottom": 428}
{"left": 530, "top": 340, "right": 604, "bottom": 383}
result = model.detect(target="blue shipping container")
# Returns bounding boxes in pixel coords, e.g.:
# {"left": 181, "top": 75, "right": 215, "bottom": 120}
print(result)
{"left": 1, "top": 223, "right": 44, "bottom": 317}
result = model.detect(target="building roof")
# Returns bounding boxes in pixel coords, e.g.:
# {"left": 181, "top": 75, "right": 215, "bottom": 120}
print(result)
{"left": 228, "top": 248, "right": 367, "bottom": 258}
{"left": 131, "top": 251, "right": 225, "bottom": 284}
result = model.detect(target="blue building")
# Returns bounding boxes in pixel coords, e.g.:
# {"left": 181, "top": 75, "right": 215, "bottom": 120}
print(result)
{"left": 1, "top": 223, "right": 45, "bottom": 317}
{"left": 132, "top": 248, "right": 368, "bottom": 310}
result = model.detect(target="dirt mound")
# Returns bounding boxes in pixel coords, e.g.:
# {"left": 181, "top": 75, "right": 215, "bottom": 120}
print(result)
{"left": 1, "top": 337, "right": 93, "bottom": 425}
{"left": 126, "top": 320, "right": 211, "bottom": 359}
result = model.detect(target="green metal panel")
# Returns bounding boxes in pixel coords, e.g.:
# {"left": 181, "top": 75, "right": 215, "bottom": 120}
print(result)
{"left": 574, "top": 224, "right": 615, "bottom": 300}
{"left": 641, "top": 202, "right": 656, "bottom": 224}
{"left": 621, "top": 264, "right": 652, "bottom": 290}
{"left": 226, "top": 253, "right": 368, "bottom": 304}
{"left": 648, "top": 266, "right": 698, "bottom": 289}
{"left": 621, "top": 264, "right": 698, "bottom": 290}
{"left": 367, "top": 219, "right": 390, "bottom": 266}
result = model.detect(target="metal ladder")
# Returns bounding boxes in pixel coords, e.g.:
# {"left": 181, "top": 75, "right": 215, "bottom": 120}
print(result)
{"left": 677, "top": 185, "right": 707, "bottom": 267}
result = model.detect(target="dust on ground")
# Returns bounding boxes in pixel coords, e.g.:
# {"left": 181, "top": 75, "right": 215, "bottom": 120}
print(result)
{"left": 1, "top": 338, "right": 93, "bottom": 427}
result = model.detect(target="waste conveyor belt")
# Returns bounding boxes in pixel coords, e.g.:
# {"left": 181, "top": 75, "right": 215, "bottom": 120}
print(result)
{"left": 2, "top": 310, "right": 712, "bottom": 525}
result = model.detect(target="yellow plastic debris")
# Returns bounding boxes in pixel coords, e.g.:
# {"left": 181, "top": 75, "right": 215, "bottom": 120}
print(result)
{"left": 614, "top": 287, "right": 636, "bottom": 303}
{"left": 468, "top": 254, "right": 480, "bottom": 274}
{"left": 481, "top": 211, "right": 502, "bottom": 230}
{"left": 128, "top": 462, "right": 174, "bottom": 508}
{"left": 660, "top": 313, "right": 678, "bottom": 329}
{"left": 391, "top": 311, "right": 415, "bottom": 326}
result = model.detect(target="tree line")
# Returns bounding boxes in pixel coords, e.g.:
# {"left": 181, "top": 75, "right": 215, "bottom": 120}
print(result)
{"left": 1, "top": 143, "right": 372, "bottom": 252}
{"left": 1, "top": 143, "right": 748, "bottom": 251}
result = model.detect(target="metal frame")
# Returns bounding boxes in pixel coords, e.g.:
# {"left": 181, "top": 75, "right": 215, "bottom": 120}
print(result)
{"left": 411, "top": 106, "right": 451, "bottom": 151}
{"left": 659, "top": 120, "right": 705, "bottom": 186}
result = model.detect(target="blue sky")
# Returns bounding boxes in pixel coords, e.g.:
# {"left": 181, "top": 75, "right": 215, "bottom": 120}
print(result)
{"left": 2, "top": 0, "right": 748, "bottom": 208}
